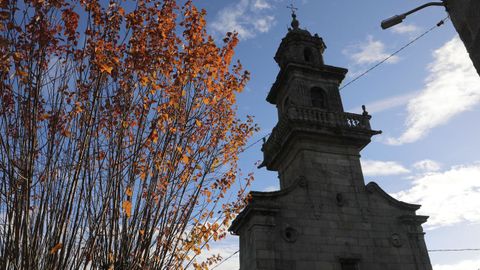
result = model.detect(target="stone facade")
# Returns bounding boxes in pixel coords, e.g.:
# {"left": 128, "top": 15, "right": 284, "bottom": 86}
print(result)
{"left": 446, "top": 0, "right": 480, "bottom": 75}
{"left": 229, "top": 14, "right": 433, "bottom": 270}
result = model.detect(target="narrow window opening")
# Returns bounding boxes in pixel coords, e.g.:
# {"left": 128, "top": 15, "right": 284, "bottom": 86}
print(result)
{"left": 304, "top": 47, "right": 313, "bottom": 62}
{"left": 283, "top": 97, "right": 290, "bottom": 110}
{"left": 341, "top": 262, "right": 358, "bottom": 270}
{"left": 340, "top": 259, "right": 359, "bottom": 270}
{"left": 311, "top": 87, "right": 327, "bottom": 109}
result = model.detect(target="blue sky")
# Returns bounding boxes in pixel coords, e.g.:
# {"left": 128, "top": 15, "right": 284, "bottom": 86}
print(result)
{"left": 194, "top": 0, "right": 480, "bottom": 269}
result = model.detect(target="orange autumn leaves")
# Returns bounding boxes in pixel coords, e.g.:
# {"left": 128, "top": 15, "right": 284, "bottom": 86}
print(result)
{"left": 123, "top": 187, "right": 133, "bottom": 218}
{"left": 122, "top": 200, "right": 132, "bottom": 218}
{"left": 1, "top": 0, "right": 256, "bottom": 269}
{"left": 50, "top": 243, "right": 63, "bottom": 254}
{"left": 61, "top": 8, "right": 79, "bottom": 43}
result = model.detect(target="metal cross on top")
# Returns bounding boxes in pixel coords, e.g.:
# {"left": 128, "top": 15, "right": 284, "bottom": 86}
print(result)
{"left": 287, "top": 3, "right": 298, "bottom": 15}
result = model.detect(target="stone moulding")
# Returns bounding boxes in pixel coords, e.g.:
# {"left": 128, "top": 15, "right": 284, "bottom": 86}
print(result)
{"left": 229, "top": 176, "right": 307, "bottom": 235}
{"left": 267, "top": 63, "right": 348, "bottom": 104}
{"left": 398, "top": 214, "right": 429, "bottom": 224}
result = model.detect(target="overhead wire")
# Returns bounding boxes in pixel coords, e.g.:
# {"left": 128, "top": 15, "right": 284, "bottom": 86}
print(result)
{"left": 210, "top": 250, "right": 239, "bottom": 270}
{"left": 339, "top": 16, "right": 450, "bottom": 91}
{"left": 239, "top": 133, "right": 271, "bottom": 153}
{"left": 211, "top": 247, "right": 480, "bottom": 269}
{"left": 428, "top": 248, "right": 480, "bottom": 252}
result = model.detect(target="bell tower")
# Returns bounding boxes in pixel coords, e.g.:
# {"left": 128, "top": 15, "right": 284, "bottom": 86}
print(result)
{"left": 261, "top": 12, "right": 379, "bottom": 190}
{"left": 230, "top": 11, "right": 433, "bottom": 270}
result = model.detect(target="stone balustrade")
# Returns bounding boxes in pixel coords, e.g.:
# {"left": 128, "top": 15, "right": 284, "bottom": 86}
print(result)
{"left": 286, "top": 105, "right": 372, "bottom": 130}
{"left": 262, "top": 105, "right": 379, "bottom": 161}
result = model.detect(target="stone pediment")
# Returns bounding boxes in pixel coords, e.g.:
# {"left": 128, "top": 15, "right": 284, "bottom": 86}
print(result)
{"left": 366, "top": 181, "right": 421, "bottom": 211}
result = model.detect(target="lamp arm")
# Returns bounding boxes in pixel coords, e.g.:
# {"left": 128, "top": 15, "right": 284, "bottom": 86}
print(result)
{"left": 403, "top": 2, "right": 445, "bottom": 17}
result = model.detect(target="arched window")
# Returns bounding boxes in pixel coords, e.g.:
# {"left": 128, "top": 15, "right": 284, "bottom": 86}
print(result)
{"left": 303, "top": 47, "right": 313, "bottom": 63}
{"left": 311, "top": 87, "right": 327, "bottom": 109}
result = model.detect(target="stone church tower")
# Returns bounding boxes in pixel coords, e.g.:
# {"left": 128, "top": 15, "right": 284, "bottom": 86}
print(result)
{"left": 229, "top": 12, "right": 433, "bottom": 270}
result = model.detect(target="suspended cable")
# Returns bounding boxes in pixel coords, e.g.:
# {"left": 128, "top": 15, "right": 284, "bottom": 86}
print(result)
{"left": 428, "top": 248, "right": 480, "bottom": 252}
{"left": 340, "top": 16, "right": 450, "bottom": 91}
{"left": 239, "top": 133, "right": 271, "bottom": 153}
{"left": 210, "top": 250, "right": 239, "bottom": 270}
{"left": 210, "top": 246, "right": 480, "bottom": 269}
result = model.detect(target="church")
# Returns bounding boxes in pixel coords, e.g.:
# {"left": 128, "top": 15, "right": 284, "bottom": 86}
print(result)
{"left": 229, "top": 11, "right": 433, "bottom": 270}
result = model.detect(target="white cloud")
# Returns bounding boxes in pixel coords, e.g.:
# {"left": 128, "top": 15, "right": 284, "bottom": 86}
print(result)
{"left": 263, "top": 185, "right": 279, "bottom": 192}
{"left": 413, "top": 159, "right": 442, "bottom": 172}
{"left": 198, "top": 233, "right": 239, "bottom": 270}
{"left": 344, "top": 35, "right": 400, "bottom": 65}
{"left": 433, "top": 257, "right": 480, "bottom": 270}
{"left": 392, "top": 163, "right": 480, "bottom": 229}
{"left": 390, "top": 23, "right": 421, "bottom": 35}
{"left": 211, "top": 0, "right": 276, "bottom": 40}
{"left": 361, "top": 160, "right": 410, "bottom": 176}
{"left": 253, "top": 0, "right": 271, "bottom": 10}
{"left": 253, "top": 16, "right": 275, "bottom": 33}
{"left": 387, "top": 36, "right": 480, "bottom": 145}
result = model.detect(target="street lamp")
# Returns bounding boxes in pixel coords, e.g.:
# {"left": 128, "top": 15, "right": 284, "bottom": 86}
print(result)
{"left": 381, "top": 2, "right": 446, "bottom": 29}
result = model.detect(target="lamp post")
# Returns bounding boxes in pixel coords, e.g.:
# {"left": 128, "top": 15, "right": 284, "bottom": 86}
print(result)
{"left": 381, "top": 2, "right": 446, "bottom": 29}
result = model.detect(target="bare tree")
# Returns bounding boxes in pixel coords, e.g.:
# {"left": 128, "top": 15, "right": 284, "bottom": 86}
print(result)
{"left": 0, "top": 0, "right": 256, "bottom": 269}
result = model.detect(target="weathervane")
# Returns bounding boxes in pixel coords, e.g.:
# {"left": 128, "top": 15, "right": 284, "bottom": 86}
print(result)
{"left": 286, "top": 3, "right": 298, "bottom": 16}
{"left": 287, "top": 3, "right": 299, "bottom": 30}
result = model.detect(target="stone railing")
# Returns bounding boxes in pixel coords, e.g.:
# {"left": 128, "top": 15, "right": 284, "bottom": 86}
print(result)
{"left": 286, "top": 105, "right": 372, "bottom": 130}
{"left": 261, "top": 105, "right": 381, "bottom": 169}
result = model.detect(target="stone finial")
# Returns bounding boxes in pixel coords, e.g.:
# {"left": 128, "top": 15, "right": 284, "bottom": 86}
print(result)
{"left": 291, "top": 13, "right": 299, "bottom": 29}
{"left": 362, "top": 105, "right": 369, "bottom": 116}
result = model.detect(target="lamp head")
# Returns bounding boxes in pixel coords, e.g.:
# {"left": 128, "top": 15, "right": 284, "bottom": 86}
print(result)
{"left": 381, "top": 14, "right": 406, "bottom": 29}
